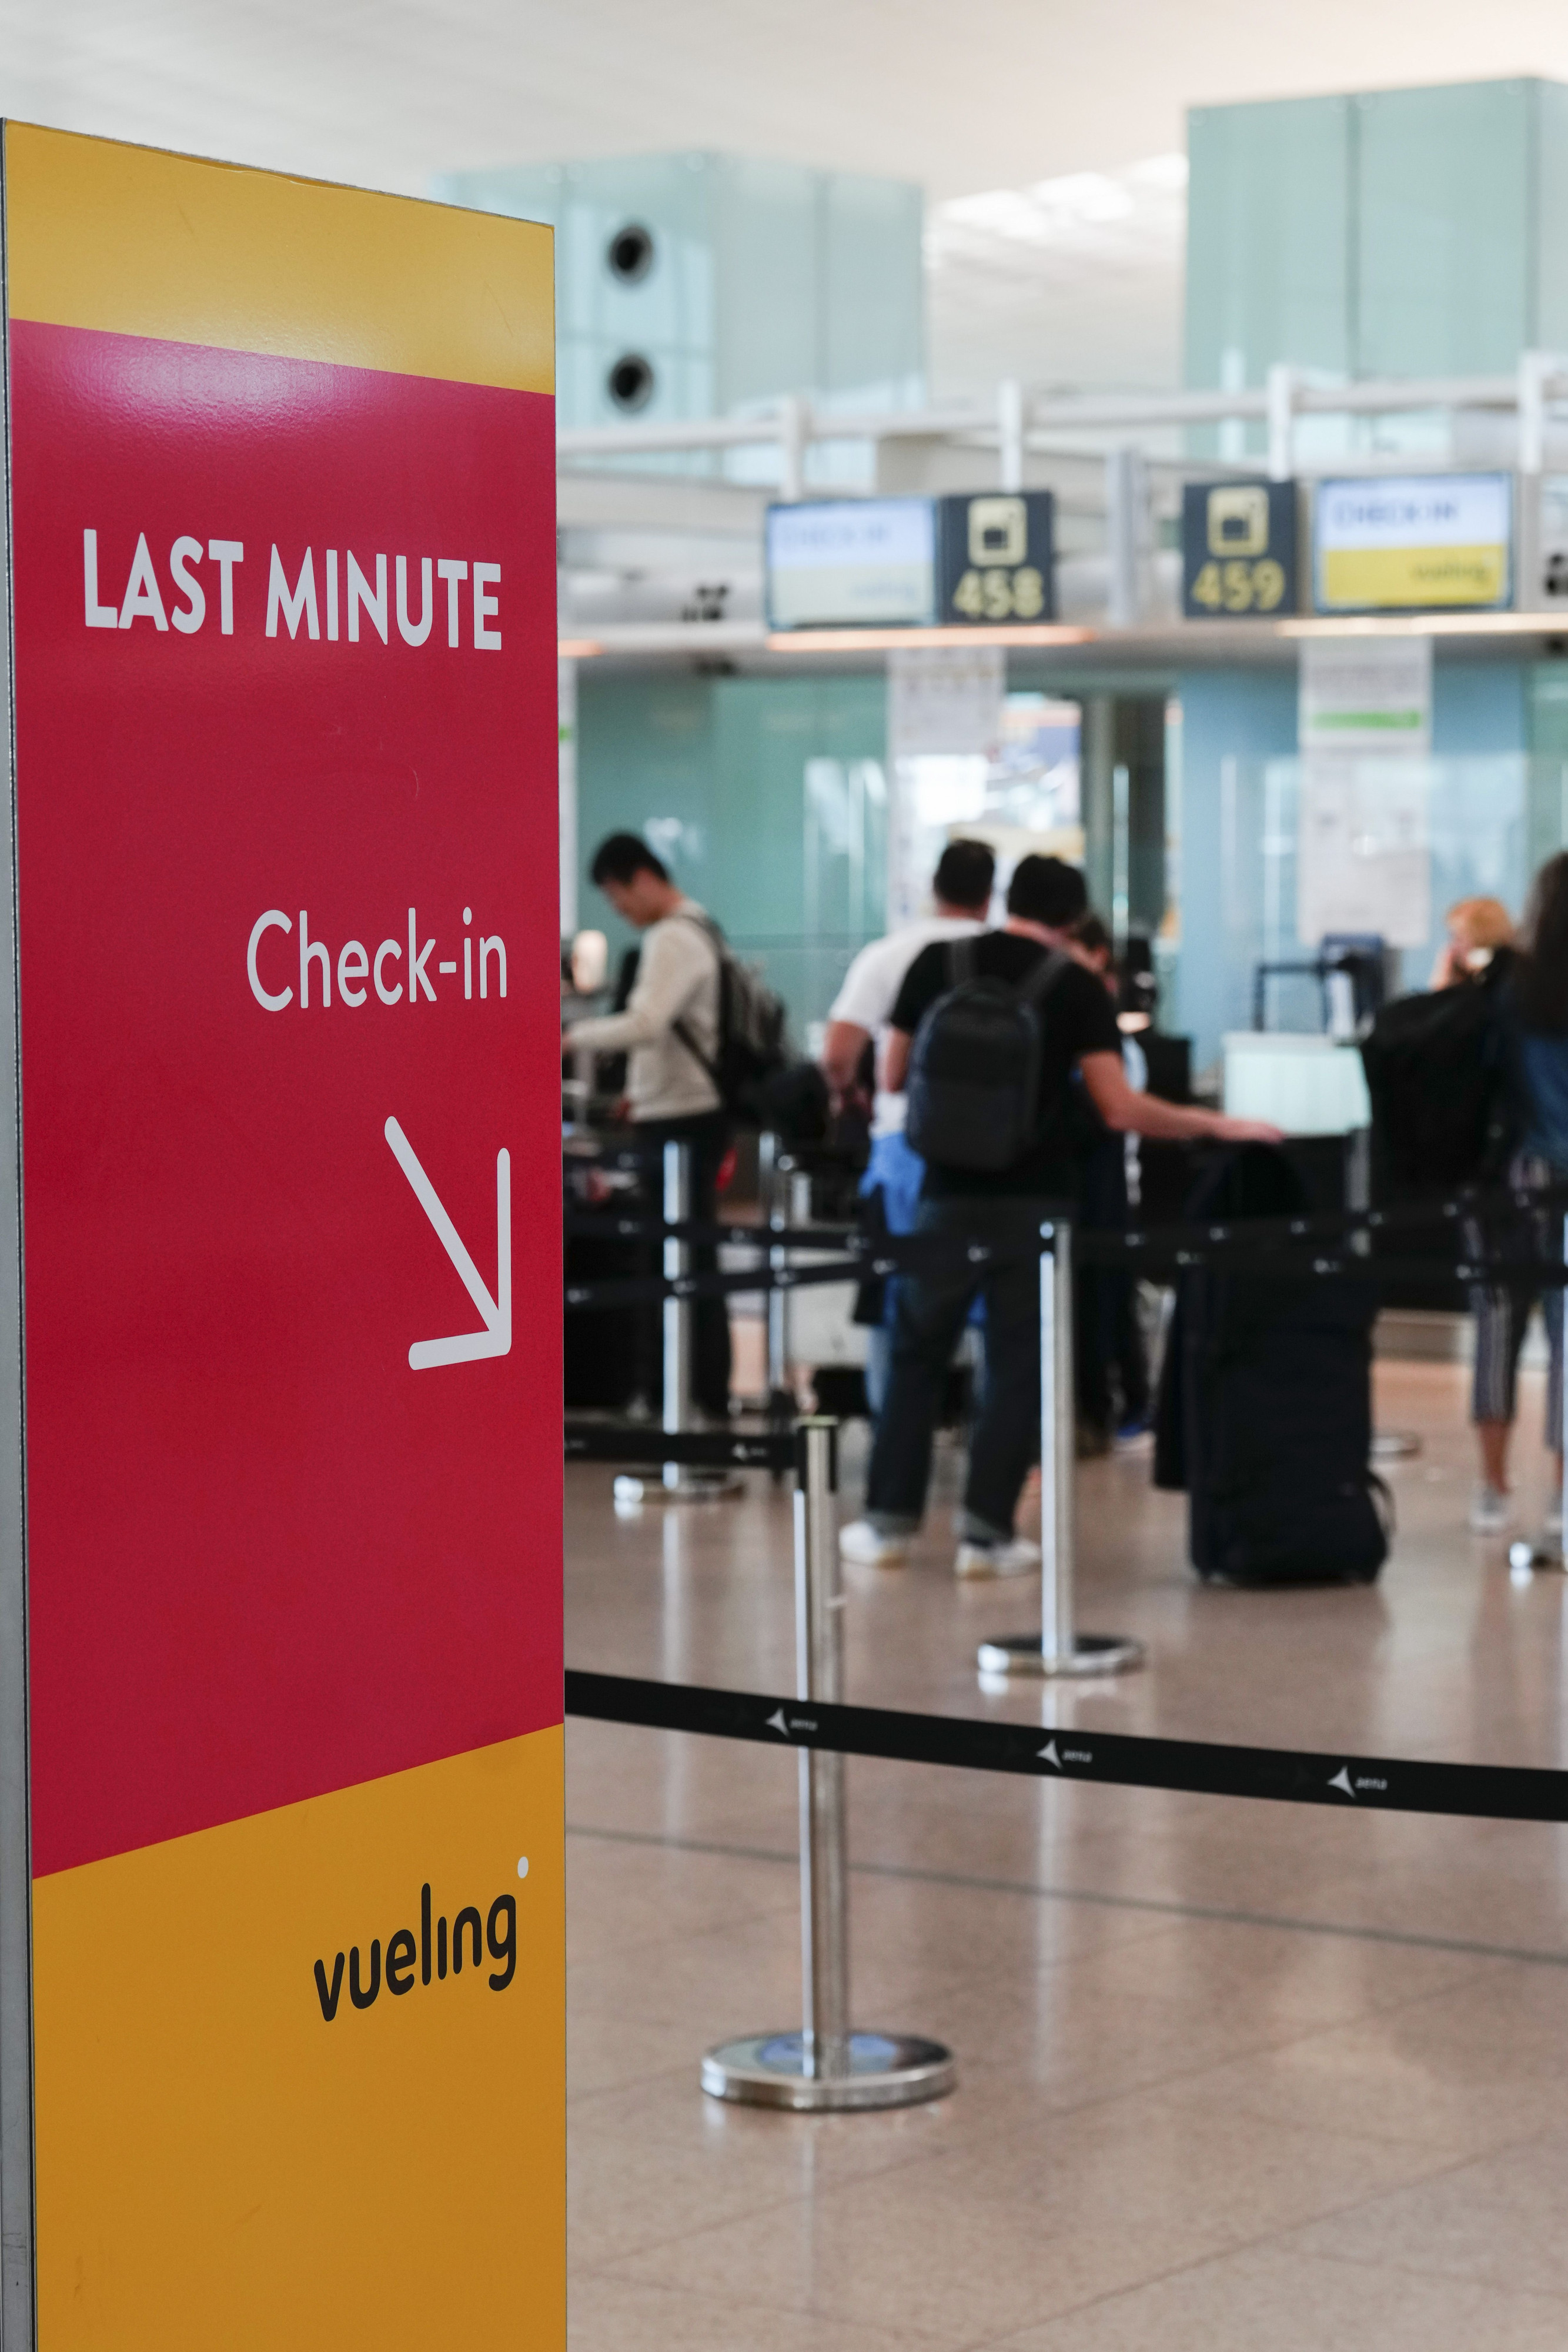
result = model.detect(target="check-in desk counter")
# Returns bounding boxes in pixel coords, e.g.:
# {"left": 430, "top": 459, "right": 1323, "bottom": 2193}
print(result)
{"left": 1215, "top": 1031, "right": 1372, "bottom": 1222}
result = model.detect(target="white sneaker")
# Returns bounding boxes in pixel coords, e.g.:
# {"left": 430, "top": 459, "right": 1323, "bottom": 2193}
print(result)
{"left": 954, "top": 1536, "right": 1041, "bottom": 1580}
{"left": 838, "top": 1519, "right": 911, "bottom": 1567}
{"left": 1469, "top": 1482, "right": 1512, "bottom": 1535}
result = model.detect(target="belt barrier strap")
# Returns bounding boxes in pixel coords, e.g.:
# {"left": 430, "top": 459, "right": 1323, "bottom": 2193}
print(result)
{"left": 564, "top": 1423, "right": 794, "bottom": 1471}
{"left": 563, "top": 1245, "right": 1568, "bottom": 1310}
{"left": 564, "top": 1668, "right": 1568, "bottom": 1825}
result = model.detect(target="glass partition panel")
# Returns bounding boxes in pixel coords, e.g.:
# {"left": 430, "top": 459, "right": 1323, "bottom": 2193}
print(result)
{"left": 1192, "top": 753, "right": 1554, "bottom": 1053}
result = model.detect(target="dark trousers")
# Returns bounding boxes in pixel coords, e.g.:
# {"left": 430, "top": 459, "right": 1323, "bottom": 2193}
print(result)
{"left": 634, "top": 1110, "right": 732, "bottom": 1419}
{"left": 1076, "top": 1135, "right": 1148, "bottom": 1431}
{"left": 865, "top": 1197, "right": 1048, "bottom": 1544}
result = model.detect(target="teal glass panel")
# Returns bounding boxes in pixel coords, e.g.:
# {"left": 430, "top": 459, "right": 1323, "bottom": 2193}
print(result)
{"left": 712, "top": 158, "right": 820, "bottom": 414}
{"left": 1354, "top": 82, "right": 1533, "bottom": 377}
{"left": 1174, "top": 662, "right": 1543, "bottom": 1066}
{"left": 1185, "top": 93, "right": 1352, "bottom": 452}
{"left": 1537, "top": 82, "right": 1568, "bottom": 360}
{"left": 820, "top": 173, "right": 925, "bottom": 408}
{"left": 576, "top": 671, "right": 887, "bottom": 1035}
{"left": 437, "top": 151, "right": 921, "bottom": 445}
{"left": 1528, "top": 660, "right": 1568, "bottom": 872}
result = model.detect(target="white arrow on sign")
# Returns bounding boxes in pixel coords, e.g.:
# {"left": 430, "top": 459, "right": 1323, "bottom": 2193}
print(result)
{"left": 385, "top": 1116, "right": 511, "bottom": 1370}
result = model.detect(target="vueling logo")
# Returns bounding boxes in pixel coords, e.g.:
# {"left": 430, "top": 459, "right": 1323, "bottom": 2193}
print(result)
{"left": 314, "top": 1880, "right": 516, "bottom": 2020}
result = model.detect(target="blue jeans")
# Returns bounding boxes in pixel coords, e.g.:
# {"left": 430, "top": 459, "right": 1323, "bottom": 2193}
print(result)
{"left": 860, "top": 1132, "right": 982, "bottom": 1424}
{"left": 864, "top": 1197, "right": 1047, "bottom": 1545}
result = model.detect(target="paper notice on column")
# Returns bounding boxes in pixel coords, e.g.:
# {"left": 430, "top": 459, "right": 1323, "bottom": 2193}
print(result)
{"left": 887, "top": 645, "right": 1005, "bottom": 757}
{"left": 885, "top": 646, "right": 1004, "bottom": 926}
{"left": 1299, "top": 635, "right": 1432, "bottom": 756}
{"left": 1297, "top": 756, "right": 1431, "bottom": 948}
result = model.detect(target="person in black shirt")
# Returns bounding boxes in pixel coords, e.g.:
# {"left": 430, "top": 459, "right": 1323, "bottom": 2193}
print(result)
{"left": 839, "top": 855, "right": 1281, "bottom": 1577}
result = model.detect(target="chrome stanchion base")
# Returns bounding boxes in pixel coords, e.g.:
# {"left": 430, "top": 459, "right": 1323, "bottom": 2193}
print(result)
{"left": 612, "top": 1471, "right": 744, "bottom": 1506}
{"left": 1508, "top": 1536, "right": 1567, "bottom": 1575}
{"left": 976, "top": 1630, "right": 1145, "bottom": 1677}
{"left": 1372, "top": 1429, "right": 1422, "bottom": 1461}
{"left": 701, "top": 2030, "right": 955, "bottom": 2112}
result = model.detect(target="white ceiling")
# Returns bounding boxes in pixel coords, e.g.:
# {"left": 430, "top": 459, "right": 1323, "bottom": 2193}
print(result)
{"left": 8, "top": 2, "right": 1568, "bottom": 397}
{"left": 7, "top": 0, "right": 1568, "bottom": 203}
{"left": 928, "top": 157, "right": 1187, "bottom": 400}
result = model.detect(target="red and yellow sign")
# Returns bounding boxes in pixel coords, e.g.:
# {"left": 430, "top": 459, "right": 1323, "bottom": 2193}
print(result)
{"left": 4, "top": 123, "right": 561, "bottom": 2344}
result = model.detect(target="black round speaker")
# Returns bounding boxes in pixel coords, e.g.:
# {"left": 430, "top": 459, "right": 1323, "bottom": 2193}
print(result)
{"left": 607, "top": 353, "right": 656, "bottom": 413}
{"left": 607, "top": 222, "right": 654, "bottom": 283}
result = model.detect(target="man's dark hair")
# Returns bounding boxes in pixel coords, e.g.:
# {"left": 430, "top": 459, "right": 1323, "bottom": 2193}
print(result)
{"left": 1072, "top": 911, "right": 1112, "bottom": 958}
{"left": 1007, "top": 854, "right": 1087, "bottom": 928}
{"left": 590, "top": 832, "right": 669, "bottom": 888}
{"left": 932, "top": 838, "right": 995, "bottom": 912}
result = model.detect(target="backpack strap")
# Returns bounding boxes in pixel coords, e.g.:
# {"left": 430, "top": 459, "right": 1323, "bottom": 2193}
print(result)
{"left": 670, "top": 1014, "right": 721, "bottom": 1090}
{"left": 947, "top": 935, "right": 977, "bottom": 986}
{"left": 1017, "top": 947, "right": 1074, "bottom": 1011}
{"left": 661, "top": 911, "right": 726, "bottom": 1095}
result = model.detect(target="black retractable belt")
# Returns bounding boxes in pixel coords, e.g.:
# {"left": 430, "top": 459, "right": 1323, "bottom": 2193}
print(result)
{"left": 564, "top": 1421, "right": 795, "bottom": 1472}
{"left": 564, "top": 1670, "right": 1568, "bottom": 1825}
{"left": 561, "top": 1166, "right": 1568, "bottom": 1309}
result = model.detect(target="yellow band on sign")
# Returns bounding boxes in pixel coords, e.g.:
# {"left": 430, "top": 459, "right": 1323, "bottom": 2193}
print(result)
{"left": 1319, "top": 543, "right": 1507, "bottom": 610}
{"left": 4, "top": 123, "right": 554, "bottom": 395}
{"left": 34, "top": 1729, "right": 564, "bottom": 2350}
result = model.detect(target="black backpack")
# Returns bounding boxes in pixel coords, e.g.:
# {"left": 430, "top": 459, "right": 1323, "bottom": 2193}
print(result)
{"left": 905, "top": 938, "right": 1072, "bottom": 1174}
{"left": 669, "top": 911, "right": 815, "bottom": 1133}
{"left": 1359, "top": 953, "right": 1517, "bottom": 1201}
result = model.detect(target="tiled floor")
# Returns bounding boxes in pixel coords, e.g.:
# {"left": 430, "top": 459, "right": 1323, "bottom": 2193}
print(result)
{"left": 564, "top": 1359, "right": 1568, "bottom": 2349}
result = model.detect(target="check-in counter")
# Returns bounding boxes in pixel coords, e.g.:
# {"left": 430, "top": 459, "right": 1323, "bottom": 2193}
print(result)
{"left": 1221, "top": 1032, "right": 1371, "bottom": 1137}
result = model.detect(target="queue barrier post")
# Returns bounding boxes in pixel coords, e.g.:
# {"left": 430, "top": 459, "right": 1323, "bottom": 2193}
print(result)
{"left": 760, "top": 1130, "right": 799, "bottom": 1425}
{"left": 977, "top": 1219, "right": 1144, "bottom": 1679}
{"left": 702, "top": 1418, "right": 956, "bottom": 2110}
{"left": 662, "top": 1135, "right": 690, "bottom": 1489}
{"left": 1509, "top": 1208, "right": 1568, "bottom": 1576}
{"left": 1348, "top": 1123, "right": 1421, "bottom": 1465}
{"left": 611, "top": 1140, "right": 741, "bottom": 1507}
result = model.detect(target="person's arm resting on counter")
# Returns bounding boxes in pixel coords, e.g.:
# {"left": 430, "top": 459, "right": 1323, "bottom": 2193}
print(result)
{"left": 878, "top": 1029, "right": 1281, "bottom": 1147}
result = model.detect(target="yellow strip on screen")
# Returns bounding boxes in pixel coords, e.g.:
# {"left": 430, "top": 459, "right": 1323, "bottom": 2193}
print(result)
{"left": 1320, "top": 542, "right": 1507, "bottom": 609}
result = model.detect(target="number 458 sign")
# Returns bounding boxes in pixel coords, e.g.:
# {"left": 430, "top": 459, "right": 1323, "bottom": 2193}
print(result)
{"left": 937, "top": 492, "right": 1055, "bottom": 624}
{"left": 1182, "top": 479, "right": 1299, "bottom": 618}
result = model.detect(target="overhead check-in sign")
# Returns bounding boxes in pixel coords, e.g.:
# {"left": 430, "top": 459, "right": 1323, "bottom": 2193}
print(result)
{"left": 765, "top": 497, "right": 937, "bottom": 629}
{"left": 1313, "top": 472, "right": 1513, "bottom": 612}
{"left": 1, "top": 123, "right": 562, "bottom": 2347}
{"left": 935, "top": 491, "right": 1056, "bottom": 624}
{"left": 1181, "top": 479, "right": 1298, "bottom": 617}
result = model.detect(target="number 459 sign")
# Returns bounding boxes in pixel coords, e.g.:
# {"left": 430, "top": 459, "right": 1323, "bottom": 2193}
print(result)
{"left": 1182, "top": 479, "right": 1299, "bottom": 618}
{"left": 937, "top": 492, "right": 1055, "bottom": 624}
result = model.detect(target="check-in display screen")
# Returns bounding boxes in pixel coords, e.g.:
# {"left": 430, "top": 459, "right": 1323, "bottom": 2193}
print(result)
{"left": 766, "top": 497, "right": 935, "bottom": 629}
{"left": 1313, "top": 473, "right": 1512, "bottom": 612}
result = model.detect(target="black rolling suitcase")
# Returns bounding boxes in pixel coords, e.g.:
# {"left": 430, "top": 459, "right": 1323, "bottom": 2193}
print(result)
{"left": 1154, "top": 1147, "right": 1389, "bottom": 1586}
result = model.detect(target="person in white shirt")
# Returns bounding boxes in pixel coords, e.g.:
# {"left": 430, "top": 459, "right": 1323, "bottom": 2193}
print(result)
{"left": 820, "top": 841, "right": 995, "bottom": 1416}
{"left": 566, "top": 833, "right": 731, "bottom": 1416}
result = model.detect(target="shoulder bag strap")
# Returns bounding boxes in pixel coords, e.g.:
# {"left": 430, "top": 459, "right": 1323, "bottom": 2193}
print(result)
{"left": 664, "top": 912, "right": 726, "bottom": 1090}
{"left": 1017, "top": 946, "right": 1074, "bottom": 1011}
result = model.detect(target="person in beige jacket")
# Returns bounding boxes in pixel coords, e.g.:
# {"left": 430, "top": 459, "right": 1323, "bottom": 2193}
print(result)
{"left": 567, "top": 833, "right": 731, "bottom": 1416}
